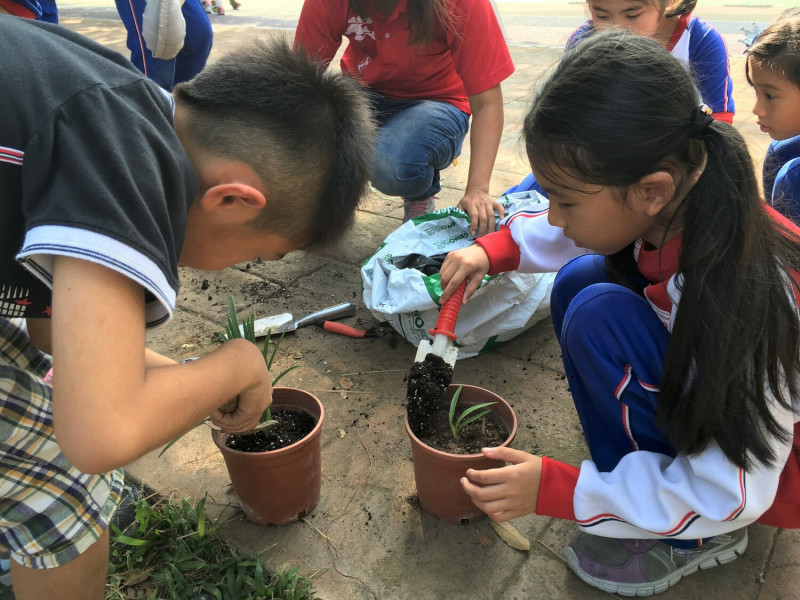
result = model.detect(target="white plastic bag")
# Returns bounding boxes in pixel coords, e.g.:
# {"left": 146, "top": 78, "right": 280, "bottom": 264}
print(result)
{"left": 361, "top": 191, "right": 556, "bottom": 359}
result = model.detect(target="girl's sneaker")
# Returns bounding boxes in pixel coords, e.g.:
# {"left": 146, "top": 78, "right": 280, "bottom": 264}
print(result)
{"left": 202, "top": 0, "right": 212, "bottom": 13}
{"left": 564, "top": 528, "right": 748, "bottom": 596}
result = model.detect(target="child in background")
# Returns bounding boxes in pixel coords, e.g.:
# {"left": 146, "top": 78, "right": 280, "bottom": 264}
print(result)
{"left": 0, "top": 18, "right": 373, "bottom": 600}
{"left": 747, "top": 12, "right": 800, "bottom": 223}
{"left": 439, "top": 30, "right": 800, "bottom": 596}
{"left": 568, "top": 0, "right": 734, "bottom": 121}
{"left": 506, "top": 0, "right": 734, "bottom": 198}
{"left": 116, "top": 0, "right": 213, "bottom": 91}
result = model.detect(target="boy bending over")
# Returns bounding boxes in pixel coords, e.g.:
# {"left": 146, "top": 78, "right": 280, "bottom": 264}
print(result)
{"left": 0, "top": 17, "right": 374, "bottom": 600}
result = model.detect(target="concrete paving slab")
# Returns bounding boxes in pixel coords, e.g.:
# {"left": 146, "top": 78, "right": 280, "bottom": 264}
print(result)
{"left": 45, "top": 2, "right": 800, "bottom": 599}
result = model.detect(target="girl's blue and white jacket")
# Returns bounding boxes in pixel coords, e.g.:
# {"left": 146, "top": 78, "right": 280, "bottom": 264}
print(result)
{"left": 763, "top": 134, "right": 800, "bottom": 225}
{"left": 476, "top": 196, "right": 800, "bottom": 538}
{"left": 567, "top": 13, "right": 735, "bottom": 123}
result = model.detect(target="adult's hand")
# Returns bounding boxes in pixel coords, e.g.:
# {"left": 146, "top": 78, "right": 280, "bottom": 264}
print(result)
{"left": 457, "top": 188, "right": 506, "bottom": 238}
{"left": 462, "top": 84, "right": 505, "bottom": 237}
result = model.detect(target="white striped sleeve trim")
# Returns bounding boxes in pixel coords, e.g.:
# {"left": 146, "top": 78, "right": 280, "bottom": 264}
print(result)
{"left": 17, "top": 225, "right": 176, "bottom": 327}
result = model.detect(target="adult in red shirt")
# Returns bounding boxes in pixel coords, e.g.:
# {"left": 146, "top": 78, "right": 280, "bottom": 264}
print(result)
{"left": 295, "top": 0, "right": 514, "bottom": 236}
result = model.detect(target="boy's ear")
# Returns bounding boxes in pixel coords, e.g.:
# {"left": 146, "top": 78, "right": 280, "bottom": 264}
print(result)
{"left": 197, "top": 183, "right": 267, "bottom": 216}
{"left": 635, "top": 171, "right": 675, "bottom": 217}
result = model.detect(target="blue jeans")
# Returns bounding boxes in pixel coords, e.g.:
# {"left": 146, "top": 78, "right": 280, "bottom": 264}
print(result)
{"left": 369, "top": 94, "right": 470, "bottom": 202}
{"left": 115, "top": 0, "right": 213, "bottom": 91}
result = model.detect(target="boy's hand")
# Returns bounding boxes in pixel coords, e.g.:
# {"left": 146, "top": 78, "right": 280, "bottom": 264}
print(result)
{"left": 460, "top": 447, "right": 542, "bottom": 522}
{"left": 439, "top": 245, "right": 490, "bottom": 304}
{"left": 210, "top": 370, "right": 272, "bottom": 434}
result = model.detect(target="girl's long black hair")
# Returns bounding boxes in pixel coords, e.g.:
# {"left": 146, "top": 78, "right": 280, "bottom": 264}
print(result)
{"left": 525, "top": 30, "right": 800, "bottom": 470}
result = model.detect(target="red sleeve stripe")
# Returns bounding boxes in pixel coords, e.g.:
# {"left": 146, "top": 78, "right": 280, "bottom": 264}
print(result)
{"left": 578, "top": 510, "right": 702, "bottom": 537}
{"left": 621, "top": 403, "right": 639, "bottom": 451}
{"left": 0, "top": 146, "right": 23, "bottom": 166}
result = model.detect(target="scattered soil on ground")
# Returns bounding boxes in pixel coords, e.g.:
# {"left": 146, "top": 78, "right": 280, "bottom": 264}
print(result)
{"left": 225, "top": 409, "right": 316, "bottom": 452}
{"left": 416, "top": 408, "right": 508, "bottom": 455}
{"left": 406, "top": 353, "right": 453, "bottom": 433}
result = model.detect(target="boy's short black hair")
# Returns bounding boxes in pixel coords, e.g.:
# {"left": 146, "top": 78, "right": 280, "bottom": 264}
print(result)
{"left": 174, "top": 35, "right": 376, "bottom": 251}
{"left": 746, "top": 14, "right": 800, "bottom": 90}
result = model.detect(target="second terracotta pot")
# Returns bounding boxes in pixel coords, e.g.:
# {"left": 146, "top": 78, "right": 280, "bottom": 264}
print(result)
{"left": 212, "top": 387, "right": 324, "bottom": 526}
{"left": 404, "top": 384, "right": 517, "bottom": 524}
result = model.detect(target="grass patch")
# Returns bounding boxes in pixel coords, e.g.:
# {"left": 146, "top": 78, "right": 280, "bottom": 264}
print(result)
{"left": 106, "top": 492, "right": 315, "bottom": 600}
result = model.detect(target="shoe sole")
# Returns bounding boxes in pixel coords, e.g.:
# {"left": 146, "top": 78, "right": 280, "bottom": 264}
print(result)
{"left": 564, "top": 530, "right": 748, "bottom": 597}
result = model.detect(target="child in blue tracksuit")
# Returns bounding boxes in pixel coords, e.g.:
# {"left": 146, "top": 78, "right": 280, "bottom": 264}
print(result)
{"left": 115, "top": 0, "right": 212, "bottom": 90}
{"left": 505, "top": 0, "right": 735, "bottom": 199}
{"left": 439, "top": 30, "right": 800, "bottom": 597}
{"left": 746, "top": 12, "right": 800, "bottom": 224}
{"left": 0, "top": 0, "right": 56, "bottom": 21}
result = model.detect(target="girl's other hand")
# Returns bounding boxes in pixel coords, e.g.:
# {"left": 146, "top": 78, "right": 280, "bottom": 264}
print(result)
{"left": 439, "top": 244, "right": 490, "bottom": 304}
{"left": 460, "top": 447, "right": 542, "bottom": 522}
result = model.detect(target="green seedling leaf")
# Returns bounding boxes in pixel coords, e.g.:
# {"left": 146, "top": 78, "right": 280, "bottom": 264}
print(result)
{"left": 455, "top": 402, "right": 497, "bottom": 430}
{"left": 447, "top": 385, "right": 462, "bottom": 438}
{"left": 271, "top": 364, "right": 301, "bottom": 386}
{"left": 161, "top": 295, "right": 304, "bottom": 455}
{"left": 447, "top": 385, "right": 498, "bottom": 439}
{"left": 158, "top": 419, "right": 208, "bottom": 458}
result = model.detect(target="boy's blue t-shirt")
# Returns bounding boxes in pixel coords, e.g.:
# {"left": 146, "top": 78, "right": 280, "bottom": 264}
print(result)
{"left": 763, "top": 135, "right": 800, "bottom": 224}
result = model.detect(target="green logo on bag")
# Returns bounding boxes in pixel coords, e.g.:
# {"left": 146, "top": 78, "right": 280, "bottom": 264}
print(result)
{"left": 433, "top": 232, "right": 469, "bottom": 250}
{"left": 423, "top": 221, "right": 458, "bottom": 236}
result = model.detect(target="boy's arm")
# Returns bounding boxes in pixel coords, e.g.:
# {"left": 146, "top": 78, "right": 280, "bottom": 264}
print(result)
{"left": 50, "top": 256, "right": 270, "bottom": 474}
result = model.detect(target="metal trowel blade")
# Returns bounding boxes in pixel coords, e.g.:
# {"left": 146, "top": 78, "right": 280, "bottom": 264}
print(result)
{"left": 240, "top": 313, "right": 293, "bottom": 338}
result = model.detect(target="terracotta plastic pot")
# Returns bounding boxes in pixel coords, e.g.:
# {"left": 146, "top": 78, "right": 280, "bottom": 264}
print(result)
{"left": 404, "top": 384, "right": 517, "bottom": 524}
{"left": 212, "top": 387, "right": 324, "bottom": 526}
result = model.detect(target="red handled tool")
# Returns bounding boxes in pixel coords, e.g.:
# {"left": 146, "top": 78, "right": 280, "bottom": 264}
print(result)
{"left": 315, "top": 320, "right": 393, "bottom": 338}
{"left": 413, "top": 279, "right": 467, "bottom": 368}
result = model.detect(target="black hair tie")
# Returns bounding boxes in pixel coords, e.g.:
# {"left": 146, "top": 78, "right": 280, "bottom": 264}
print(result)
{"left": 690, "top": 104, "right": 714, "bottom": 139}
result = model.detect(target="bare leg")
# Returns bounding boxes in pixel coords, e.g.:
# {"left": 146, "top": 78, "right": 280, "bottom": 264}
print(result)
{"left": 9, "top": 528, "right": 109, "bottom": 600}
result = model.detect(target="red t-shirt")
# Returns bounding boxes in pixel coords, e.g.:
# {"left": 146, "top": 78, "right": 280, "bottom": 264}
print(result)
{"left": 294, "top": 0, "right": 514, "bottom": 114}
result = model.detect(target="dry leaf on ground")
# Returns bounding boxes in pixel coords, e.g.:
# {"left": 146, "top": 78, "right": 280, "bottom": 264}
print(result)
{"left": 490, "top": 520, "right": 530, "bottom": 551}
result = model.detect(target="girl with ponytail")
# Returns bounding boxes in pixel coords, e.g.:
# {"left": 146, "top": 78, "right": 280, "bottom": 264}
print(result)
{"left": 438, "top": 30, "right": 800, "bottom": 596}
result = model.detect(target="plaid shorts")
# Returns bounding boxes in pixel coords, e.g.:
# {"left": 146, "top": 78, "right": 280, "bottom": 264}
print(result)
{"left": 0, "top": 318, "right": 124, "bottom": 569}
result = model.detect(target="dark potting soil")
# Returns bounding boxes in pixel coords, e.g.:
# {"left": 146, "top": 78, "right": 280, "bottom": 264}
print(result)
{"left": 406, "top": 353, "right": 453, "bottom": 433}
{"left": 225, "top": 409, "right": 316, "bottom": 453}
{"left": 406, "top": 353, "right": 508, "bottom": 453}
{"left": 416, "top": 408, "right": 508, "bottom": 455}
